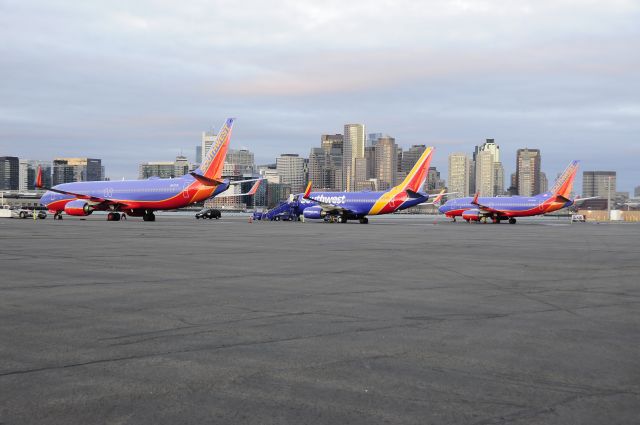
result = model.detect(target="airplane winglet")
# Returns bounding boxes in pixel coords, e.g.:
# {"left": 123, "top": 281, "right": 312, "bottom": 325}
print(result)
{"left": 303, "top": 181, "right": 313, "bottom": 199}
{"left": 405, "top": 189, "right": 423, "bottom": 199}
{"left": 471, "top": 191, "right": 480, "bottom": 205}
{"left": 247, "top": 179, "right": 262, "bottom": 196}
{"left": 432, "top": 189, "right": 446, "bottom": 204}
{"left": 35, "top": 165, "right": 43, "bottom": 189}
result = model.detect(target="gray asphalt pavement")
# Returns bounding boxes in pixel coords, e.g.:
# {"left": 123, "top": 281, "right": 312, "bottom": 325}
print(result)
{"left": 1, "top": 214, "right": 639, "bottom": 424}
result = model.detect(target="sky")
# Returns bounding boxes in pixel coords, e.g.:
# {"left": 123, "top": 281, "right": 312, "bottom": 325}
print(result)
{"left": 1, "top": 0, "right": 639, "bottom": 192}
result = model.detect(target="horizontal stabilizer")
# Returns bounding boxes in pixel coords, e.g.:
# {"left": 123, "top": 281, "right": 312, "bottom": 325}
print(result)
{"left": 405, "top": 189, "right": 424, "bottom": 199}
{"left": 190, "top": 172, "right": 225, "bottom": 186}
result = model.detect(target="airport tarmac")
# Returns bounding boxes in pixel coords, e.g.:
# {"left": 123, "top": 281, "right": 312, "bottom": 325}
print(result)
{"left": 1, "top": 214, "right": 639, "bottom": 424}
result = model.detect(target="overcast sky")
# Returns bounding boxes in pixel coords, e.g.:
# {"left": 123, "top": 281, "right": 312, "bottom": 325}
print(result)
{"left": 1, "top": 0, "right": 639, "bottom": 192}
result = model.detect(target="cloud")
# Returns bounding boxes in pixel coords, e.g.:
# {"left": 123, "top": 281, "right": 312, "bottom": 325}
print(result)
{"left": 0, "top": 0, "right": 639, "bottom": 189}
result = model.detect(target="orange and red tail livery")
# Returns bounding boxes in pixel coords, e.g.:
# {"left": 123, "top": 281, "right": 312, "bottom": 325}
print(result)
{"left": 197, "top": 118, "right": 234, "bottom": 180}
{"left": 35, "top": 165, "right": 43, "bottom": 189}
{"left": 550, "top": 160, "right": 579, "bottom": 200}
{"left": 396, "top": 147, "right": 434, "bottom": 193}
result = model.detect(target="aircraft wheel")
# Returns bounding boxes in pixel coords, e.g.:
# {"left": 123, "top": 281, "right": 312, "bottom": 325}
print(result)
{"left": 107, "top": 212, "right": 115, "bottom": 221}
{"left": 359, "top": 217, "right": 369, "bottom": 224}
{"left": 113, "top": 213, "right": 121, "bottom": 221}
{"left": 340, "top": 216, "right": 348, "bottom": 223}
{"left": 509, "top": 218, "right": 517, "bottom": 224}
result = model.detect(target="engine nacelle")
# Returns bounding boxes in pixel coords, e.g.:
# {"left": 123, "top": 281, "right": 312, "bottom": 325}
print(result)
{"left": 461, "top": 209, "right": 481, "bottom": 221}
{"left": 303, "top": 206, "right": 325, "bottom": 220}
{"left": 64, "top": 200, "right": 94, "bottom": 216}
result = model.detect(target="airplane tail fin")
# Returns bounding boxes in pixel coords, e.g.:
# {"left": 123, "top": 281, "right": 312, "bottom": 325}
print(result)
{"left": 549, "top": 160, "right": 579, "bottom": 200}
{"left": 247, "top": 179, "right": 262, "bottom": 196}
{"left": 431, "top": 189, "right": 447, "bottom": 206}
{"left": 195, "top": 118, "right": 235, "bottom": 180}
{"left": 35, "top": 165, "right": 43, "bottom": 189}
{"left": 394, "top": 147, "right": 435, "bottom": 193}
{"left": 303, "top": 181, "right": 313, "bottom": 199}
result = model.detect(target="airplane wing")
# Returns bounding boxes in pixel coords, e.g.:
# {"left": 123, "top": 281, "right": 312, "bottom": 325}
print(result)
{"left": 418, "top": 190, "right": 458, "bottom": 206}
{"left": 573, "top": 196, "right": 599, "bottom": 203}
{"left": 35, "top": 166, "right": 115, "bottom": 204}
{"left": 229, "top": 178, "right": 262, "bottom": 185}
{"left": 214, "top": 179, "right": 262, "bottom": 198}
{"left": 470, "top": 191, "right": 503, "bottom": 214}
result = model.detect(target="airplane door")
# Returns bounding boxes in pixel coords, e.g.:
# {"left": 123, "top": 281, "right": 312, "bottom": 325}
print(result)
{"left": 182, "top": 181, "right": 190, "bottom": 199}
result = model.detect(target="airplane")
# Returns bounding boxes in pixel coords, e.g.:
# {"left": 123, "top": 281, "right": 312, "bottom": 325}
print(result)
{"left": 437, "top": 160, "right": 593, "bottom": 224}
{"left": 38, "top": 118, "right": 260, "bottom": 221}
{"left": 297, "top": 147, "right": 436, "bottom": 223}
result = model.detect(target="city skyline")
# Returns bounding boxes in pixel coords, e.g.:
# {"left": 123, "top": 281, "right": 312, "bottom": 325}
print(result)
{"left": 3, "top": 129, "right": 638, "bottom": 195}
{"left": 1, "top": 2, "right": 639, "bottom": 191}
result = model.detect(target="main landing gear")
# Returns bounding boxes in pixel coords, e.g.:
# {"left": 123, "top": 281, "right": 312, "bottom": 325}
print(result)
{"left": 106, "top": 212, "right": 121, "bottom": 221}
{"left": 358, "top": 217, "right": 369, "bottom": 224}
{"left": 325, "top": 215, "right": 351, "bottom": 223}
{"left": 142, "top": 211, "right": 156, "bottom": 222}
{"left": 508, "top": 217, "right": 517, "bottom": 224}
{"left": 54, "top": 212, "right": 63, "bottom": 220}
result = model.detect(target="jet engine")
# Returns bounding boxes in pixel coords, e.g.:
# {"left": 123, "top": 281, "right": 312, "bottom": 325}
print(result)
{"left": 64, "top": 200, "right": 95, "bottom": 216}
{"left": 302, "top": 206, "right": 325, "bottom": 219}
{"left": 461, "top": 209, "right": 481, "bottom": 222}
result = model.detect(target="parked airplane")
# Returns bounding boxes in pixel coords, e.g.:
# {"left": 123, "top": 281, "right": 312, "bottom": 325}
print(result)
{"left": 438, "top": 160, "right": 589, "bottom": 224}
{"left": 298, "top": 147, "right": 435, "bottom": 223}
{"left": 38, "top": 118, "right": 259, "bottom": 221}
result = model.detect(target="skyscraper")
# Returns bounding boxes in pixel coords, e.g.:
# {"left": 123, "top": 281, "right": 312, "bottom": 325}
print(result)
{"left": 343, "top": 123, "right": 365, "bottom": 191}
{"left": 427, "top": 167, "right": 445, "bottom": 191}
{"left": 475, "top": 150, "right": 495, "bottom": 196}
{"left": 374, "top": 136, "right": 398, "bottom": 190}
{"left": 308, "top": 147, "right": 330, "bottom": 190}
{"left": 364, "top": 146, "right": 376, "bottom": 181}
{"left": 52, "top": 158, "right": 102, "bottom": 185}
{"left": 276, "top": 154, "right": 306, "bottom": 194}
{"left": 448, "top": 153, "right": 470, "bottom": 199}
{"left": 516, "top": 148, "right": 541, "bottom": 196}
{"left": 195, "top": 145, "right": 202, "bottom": 164}
{"left": 472, "top": 139, "right": 503, "bottom": 196}
{"left": 321, "top": 134, "right": 344, "bottom": 190}
{"left": 0, "top": 156, "right": 20, "bottom": 190}
{"left": 583, "top": 171, "right": 616, "bottom": 206}
{"left": 540, "top": 172, "right": 548, "bottom": 194}
{"left": 225, "top": 149, "right": 255, "bottom": 175}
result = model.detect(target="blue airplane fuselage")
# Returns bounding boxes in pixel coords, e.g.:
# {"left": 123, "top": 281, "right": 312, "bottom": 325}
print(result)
{"left": 297, "top": 190, "right": 429, "bottom": 219}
